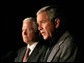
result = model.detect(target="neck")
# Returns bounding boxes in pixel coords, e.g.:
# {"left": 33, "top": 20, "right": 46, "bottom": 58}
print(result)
{"left": 46, "top": 29, "right": 65, "bottom": 47}
{"left": 28, "top": 41, "right": 35, "bottom": 47}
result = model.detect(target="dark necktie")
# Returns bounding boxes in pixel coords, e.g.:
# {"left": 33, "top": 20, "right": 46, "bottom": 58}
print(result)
{"left": 23, "top": 48, "right": 30, "bottom": 62}
{"left": 43, "top": 47, "right": 53, "bottom": 62}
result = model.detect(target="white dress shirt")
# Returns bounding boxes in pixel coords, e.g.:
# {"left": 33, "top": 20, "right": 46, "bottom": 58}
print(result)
{"left": 27, "top": 42, "right": 38, "bottom": 56}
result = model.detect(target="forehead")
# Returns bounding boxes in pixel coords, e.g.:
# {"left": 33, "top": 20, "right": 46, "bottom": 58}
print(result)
{"left": 23, "top": 21, "right": 33, "bottom": 27}
{"left": 37, "top": 12, "right": 48, "bottom": 20}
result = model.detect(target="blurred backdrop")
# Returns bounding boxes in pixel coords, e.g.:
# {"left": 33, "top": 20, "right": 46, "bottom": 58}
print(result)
{"left": 0, "top": 0, "right": 83, "bottom": 62}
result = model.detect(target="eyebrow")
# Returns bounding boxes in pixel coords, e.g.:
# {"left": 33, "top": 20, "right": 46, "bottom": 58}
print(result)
{"left": 40, "top": 20, "right": 46, "bottom": 22}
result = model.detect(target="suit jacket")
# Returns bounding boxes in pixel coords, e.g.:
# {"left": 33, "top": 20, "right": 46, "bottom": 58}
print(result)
{"left": 14, "top": 42, "right": 48, "bottom": 62}
{"left": 44, "top": 31, "right": 78, "bottom": 62}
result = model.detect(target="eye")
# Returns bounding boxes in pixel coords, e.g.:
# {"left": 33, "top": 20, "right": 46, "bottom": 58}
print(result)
{"left": 27, "top": 28, "right": 33, "bottom": 32}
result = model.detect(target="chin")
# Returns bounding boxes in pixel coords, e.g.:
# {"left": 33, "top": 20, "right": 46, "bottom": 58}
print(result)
{"left": 23, "top": 40, "right": 28, "bottom": 43}
{"left": 24, "top": 41, "right": 29, "bottom": 44}
{"left": 43, "top": 36, "right": 48, "bottom": 40}
{"left": 24, "top": 40, "right": 27, "bottom": 42}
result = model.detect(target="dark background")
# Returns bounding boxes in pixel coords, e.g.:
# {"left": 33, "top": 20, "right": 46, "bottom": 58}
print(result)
{"left": 0, "top": 0, "right": 84, "bottom": 62}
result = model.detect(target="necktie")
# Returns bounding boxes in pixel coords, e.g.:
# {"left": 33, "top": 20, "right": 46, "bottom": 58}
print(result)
{"left": 43, "top": 47, "right": 53, "bottom": 62}
{"left": 23, "top": 48, "right": 30, "bottom": 62}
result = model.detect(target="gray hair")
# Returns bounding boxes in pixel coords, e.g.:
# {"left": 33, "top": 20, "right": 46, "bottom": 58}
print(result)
{"left": 37, "top": 6, "right": 67, "bottom": 31}
{"left": 36, "top": 6, "right": 62, "bottom": 21}
{"left": 23, "top": 17, "right": 38, "bottom": 31}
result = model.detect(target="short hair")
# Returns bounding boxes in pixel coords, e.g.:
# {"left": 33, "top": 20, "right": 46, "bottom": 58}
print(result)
{"left": 36, "top": 5, "right": 63, "bottom": 22}
{"left": 23, "top": 17, "right": 38, "bottom": 31}
{"left": 36, "top": 5, "right": 68, "bottom": 31}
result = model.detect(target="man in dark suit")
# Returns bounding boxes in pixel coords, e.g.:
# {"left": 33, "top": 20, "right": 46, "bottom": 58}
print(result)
{"left": 36, "top": 6, "right": 78, "bottom": 62}
{"left": 14, "top": 17, "right": 48, "bottom": 62}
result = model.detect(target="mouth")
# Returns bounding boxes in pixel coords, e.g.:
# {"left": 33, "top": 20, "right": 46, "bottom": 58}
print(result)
{"left": 41, "top": 31, "right": 44, "bottom": 34}
{"left": 41, "top": 32, "right": 45, "bottom": 36}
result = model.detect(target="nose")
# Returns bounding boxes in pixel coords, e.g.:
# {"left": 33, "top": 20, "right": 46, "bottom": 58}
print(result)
{"left": 38, "top": 25, "right": 43, "bottom": 31}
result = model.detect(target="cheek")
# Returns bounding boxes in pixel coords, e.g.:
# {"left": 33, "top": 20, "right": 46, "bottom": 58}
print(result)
{"left": 41, "top": 25, "right": 49, "bottom": 39}
{"left": 28, "top": 32, "right": 34, "bottom": 38}
{"left": 45, "top": 24, "right": 54, "bottom": 37}
{"left": 46, "top": 27, "right": 52, "bottom": 36}
{"left": 22, "top": 32, "right": 28, "bottom": 39}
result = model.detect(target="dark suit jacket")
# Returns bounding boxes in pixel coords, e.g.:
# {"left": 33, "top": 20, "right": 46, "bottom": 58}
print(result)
{"left": 44, "top": 31, "right": 78, "bottom": 62}
{"left": 14, "top": 42, "right": 48, "bottom": 62}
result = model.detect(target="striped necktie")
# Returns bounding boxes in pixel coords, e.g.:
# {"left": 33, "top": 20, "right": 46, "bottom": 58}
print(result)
{"left": 23, "top": 48, "right": 30, "bottom": 62}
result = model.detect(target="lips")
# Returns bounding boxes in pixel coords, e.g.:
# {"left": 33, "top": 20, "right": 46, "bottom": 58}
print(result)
{"left": 40, "top": 32, "right": 45, "bottom": 36}
{"left": 40, "top": 31, "right": 44, "bottom": 34}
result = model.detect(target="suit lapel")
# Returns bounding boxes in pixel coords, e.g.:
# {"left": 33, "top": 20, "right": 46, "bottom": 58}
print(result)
{"left": 19, "top": 47, "right": 27, "bottom": 62}
{"left": 47, "top": 43, "right": 60, "bottom": 62}
{"left": 47, "top": 31, "right": 69, "bottom": 62}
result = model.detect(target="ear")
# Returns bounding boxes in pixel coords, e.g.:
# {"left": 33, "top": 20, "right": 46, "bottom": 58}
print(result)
{"left": 54, "top": 18, "right": 60, "bottom": 29}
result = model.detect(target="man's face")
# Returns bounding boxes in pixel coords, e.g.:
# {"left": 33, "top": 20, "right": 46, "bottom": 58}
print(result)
{"left": 37, "top": 12, "right": 55, "bottom": 40}
{"left": 22, "top": 21, "right": 36, "bottom": 44}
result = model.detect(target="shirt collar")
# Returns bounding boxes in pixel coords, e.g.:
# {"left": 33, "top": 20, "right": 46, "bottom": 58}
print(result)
{"left": 27, "top": 42, "right": 38, "bottom": 54}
